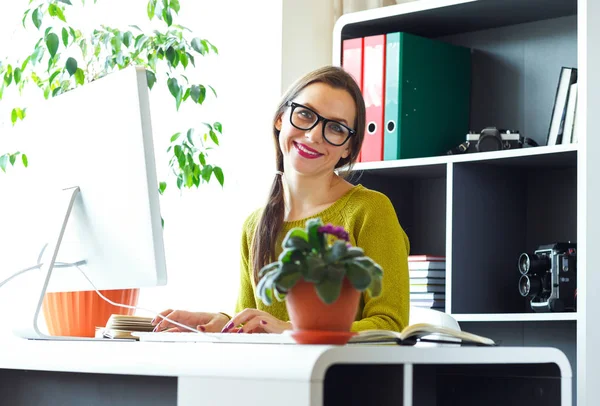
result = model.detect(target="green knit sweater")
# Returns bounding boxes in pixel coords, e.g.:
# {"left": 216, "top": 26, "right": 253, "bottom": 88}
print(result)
{"left": 235, "top": 184, "right": 410, "bottom": 332}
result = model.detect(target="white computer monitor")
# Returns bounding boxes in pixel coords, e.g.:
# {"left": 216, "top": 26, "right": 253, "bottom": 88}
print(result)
{"left": 3, "top": 66, "right": 167, "bottom": 339}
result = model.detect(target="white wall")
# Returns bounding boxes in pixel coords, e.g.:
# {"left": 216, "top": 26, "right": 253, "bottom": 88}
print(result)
{"left": 281, "top": 0, "right": 336, "bottom": 92}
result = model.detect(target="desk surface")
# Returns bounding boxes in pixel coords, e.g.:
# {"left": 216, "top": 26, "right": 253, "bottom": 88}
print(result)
{"left": 0, "top": 336, "right": 572, "bottom": 382}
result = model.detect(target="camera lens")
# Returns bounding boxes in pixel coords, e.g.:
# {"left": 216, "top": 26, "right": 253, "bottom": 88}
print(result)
{"left": 519, "top": 274, "right": 542, "bottom": 298}
{"left": 518, "top": 253, "right": 530, "bottom": 274}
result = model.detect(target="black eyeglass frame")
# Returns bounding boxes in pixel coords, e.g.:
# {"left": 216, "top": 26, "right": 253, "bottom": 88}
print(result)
{"left": 286, "top": 101, "right": 356, "bottom": 147}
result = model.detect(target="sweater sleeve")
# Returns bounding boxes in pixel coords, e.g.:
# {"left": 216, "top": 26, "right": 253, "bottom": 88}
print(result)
{"left": 350, "top": 193, "right": 410, "bottom": 333}
{"left": 234, "top": 211, "right": 260, "bottom": 313}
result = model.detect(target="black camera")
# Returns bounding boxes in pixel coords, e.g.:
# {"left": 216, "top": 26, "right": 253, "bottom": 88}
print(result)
{"left": 447, "top": 127, "right": 538, "bottom": 155}
{"left": 518, "top": 242, "right": 577, "bottom": 312}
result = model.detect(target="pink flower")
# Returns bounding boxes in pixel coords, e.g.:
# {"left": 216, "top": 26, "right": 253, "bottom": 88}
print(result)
{"left": 318, "top": 224, "right": 350, "bottom": 242}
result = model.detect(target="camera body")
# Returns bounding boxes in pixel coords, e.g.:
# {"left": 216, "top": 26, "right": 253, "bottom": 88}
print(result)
{"left": 466, "top": 127, "right": 521, "bottom": 153}
{"left": 518, "top": 242, "right": 577, "bottom": 312}
{"left": 447, "top": 127, "right": 537, "bottom": 155}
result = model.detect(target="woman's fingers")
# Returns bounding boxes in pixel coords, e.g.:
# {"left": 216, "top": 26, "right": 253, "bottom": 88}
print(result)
{"left": 151, "top": 309, "right": 173, "bottom": 326}
{"left": 221, "top": 309, "right": 261, "bottom": 332}
{"left": 197, "top": 314, "right": 229, "bottom": 333}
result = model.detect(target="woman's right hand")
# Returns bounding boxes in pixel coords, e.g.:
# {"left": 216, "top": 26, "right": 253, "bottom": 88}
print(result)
{"left": 151, "top": 309, "right": 230, "bottom": 333}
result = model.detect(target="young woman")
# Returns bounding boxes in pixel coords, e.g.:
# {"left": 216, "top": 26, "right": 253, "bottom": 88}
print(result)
{"left": 152, "top": 66, "right": 410, "bottom": 334}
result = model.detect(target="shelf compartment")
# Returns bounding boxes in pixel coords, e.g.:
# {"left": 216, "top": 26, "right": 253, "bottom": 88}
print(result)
{"left": 452, "top": 313, "right": 577, "bottom": 322}
{"left": 449, "top": 149, "right": 577, "bottom": 315}
{"left": 350, "top": 166, "right": 447, "bottom": 257}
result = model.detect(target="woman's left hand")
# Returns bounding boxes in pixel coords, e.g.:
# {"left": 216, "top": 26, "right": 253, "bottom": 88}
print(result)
{"left": 221, "top": 309, "right": 292, "bottom": 334}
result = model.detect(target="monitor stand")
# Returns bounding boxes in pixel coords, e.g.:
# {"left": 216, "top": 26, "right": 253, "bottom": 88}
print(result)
{"left": 14, "top": 186, "right": 107, "bottom": 341}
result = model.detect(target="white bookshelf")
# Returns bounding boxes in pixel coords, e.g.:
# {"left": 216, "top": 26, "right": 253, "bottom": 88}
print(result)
{"left": 333, "top": 1, "right": 598, "bottom": 405}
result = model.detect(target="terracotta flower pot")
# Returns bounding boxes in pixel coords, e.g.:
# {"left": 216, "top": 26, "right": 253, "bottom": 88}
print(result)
{"left": 42, "top": 288, "right": 139, "bottom": 337}
{"left": 286, "top": 278, "right": 360, "bottom": 344}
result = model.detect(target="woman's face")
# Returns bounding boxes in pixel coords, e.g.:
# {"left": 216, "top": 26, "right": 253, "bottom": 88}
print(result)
{"left": 276, "top": 82, "right": 356, "bottom": 177}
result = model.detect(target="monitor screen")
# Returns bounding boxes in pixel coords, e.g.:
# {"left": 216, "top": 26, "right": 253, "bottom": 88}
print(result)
{"left": 1, "top": 66, "right": 167, "bottom": 318}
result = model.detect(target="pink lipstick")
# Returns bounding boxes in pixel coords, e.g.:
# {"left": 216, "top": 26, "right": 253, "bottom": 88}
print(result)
{"left": 294, "top": 141, "right": 322, "bottom": 159}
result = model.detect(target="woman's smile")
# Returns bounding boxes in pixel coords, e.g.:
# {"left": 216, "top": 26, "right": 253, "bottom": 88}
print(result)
{"left": 293, "top": 141, "right": 323, "bottom": 159}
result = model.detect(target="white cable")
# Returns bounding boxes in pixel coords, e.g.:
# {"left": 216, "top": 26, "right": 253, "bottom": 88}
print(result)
{"left": 0, "top": 260, "right": 87, "bottom": 289}
{"left": 74, "top": 265, "right": 217, "bottom": 340}
{"left": 0, "top": 264, "right": 42, "bottom": 289}
{"left": 1, "top": 243, "right": 216, "bottom": 340}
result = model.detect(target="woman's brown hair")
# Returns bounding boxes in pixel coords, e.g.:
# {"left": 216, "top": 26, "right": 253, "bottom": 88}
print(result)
{"left": 251, "top": 65, "right": 366, "bottom": 284}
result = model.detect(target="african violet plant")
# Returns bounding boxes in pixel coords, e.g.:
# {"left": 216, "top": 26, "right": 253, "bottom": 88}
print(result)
{"left": 257, "top": 218, "right": 383, "bottom": 305}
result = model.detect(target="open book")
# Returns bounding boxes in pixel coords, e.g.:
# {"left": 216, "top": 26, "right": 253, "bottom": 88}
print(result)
{"left": 348, "top": 323, "right": 495, "bottom": 346}
{"left": 95, "top": 314, "right": 154, "bottom": 340}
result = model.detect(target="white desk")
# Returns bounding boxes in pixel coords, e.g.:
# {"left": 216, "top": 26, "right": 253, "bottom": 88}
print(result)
{"left": 0, "top": 337, "right": 571, "bottom": 406}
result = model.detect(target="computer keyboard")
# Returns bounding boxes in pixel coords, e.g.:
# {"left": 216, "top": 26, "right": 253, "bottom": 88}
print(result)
{"left": 133, "top": 331, "right": 297, "bottom": 344}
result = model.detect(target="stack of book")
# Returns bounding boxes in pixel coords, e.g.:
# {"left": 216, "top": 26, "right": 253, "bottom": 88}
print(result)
{"left": 408, "top": 255, "right": 446, "bottom": 311}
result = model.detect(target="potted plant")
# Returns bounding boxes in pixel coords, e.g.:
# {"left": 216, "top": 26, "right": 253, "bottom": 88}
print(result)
{"left": 257, "top": 218, "right": 383, "bottom": 344}
{"left": 0, "top": 0, "right": 224, "bottom": 338}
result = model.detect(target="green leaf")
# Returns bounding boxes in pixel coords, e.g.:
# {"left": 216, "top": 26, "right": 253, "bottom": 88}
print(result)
{"left": 200, "top": 39, "right": 210, "bottom": 54}
{"left": 146, "top": 70, "right": 156, "bottom": 90}
{"left": 170, "top": 0, "right": 180, "bottom": 13}
{"left": 32, "top": 8, "right": 42, "bottom": 29}
{"left": 176, "top": 175, "right": 183, "bottom": 189}
{"left": 167, "top": 77, "right": 180, "bottom": 98}
{"left": 187, "top": 52, "right": 195, "bottom": 67}
{"left": 123, "top": 31, "right": 133, "bottom": 48}
{"left": 302, "top": 255, "right": 327, "bottom": 283}
{"left": 135, "top": 34, "right": 149, "bottom": 51}
{"left": 186, "top": 128, "right": 194, "bottom": 145}
{"left": 147, "top": 0, "right": 156, "bottom": 19}
{"left": 208, "top": 85, "right": 217, "bottom": 97}
{"left": 190, "top": 38, "right": 205, "bottom": 55}
{"left": 174, "top": 145, "right": 184, "bottom": 167}
{"left": 46, "top": 33, "right": 59, "bottom": 58}
{"left": 179, "top": 51, "right": 188, "bottom": 68}
{"left": 283, "top": 236, "right": 311, "bottom": 252}
{"left": 11, "top": 109, "right": 17, "bottom": 125}
{"left": 74, "top": 68, "right": 84, "bottom": 85}
{"left": 344, "top": 262, "right": 371, "bottom": 291}
{"left": 22, "top": 9, "right": 30, "bottom": 28}
{"left": 201, "top": 165, "right": 213, "bottom": 182}
{"left": 62, "top": 27, "right": 69, "bottom": 47}
{"left": 165, "top": 46, "right": 178, "bottom": 67}
{"left": 341, "top": 246, "right": 365, "bottom": 260}
{"left": 49, "top": 70, "right": 61, "bottom": 84}
{"left": 198, "top": 152, "right": 206, "bottom": 166}
{"left": 54, "top": 6, "right": 66, "bottom": 23}
{"left": 65, "top": 57, "right": 77, "bottom": 76}
{"left": 326, "top": 240, "right": 348, "bottom": 263}
{"left": 209, "top": 130, "right": 219, "bottom": 146}
{"left": 214, "top": 166, "right": 224, "bottom": 187}
{"left": 3, "top": 69, "right": 12, "bottom": 86}
{"left": 258, "top": 262, "right": 280, "bottom": 279}
{"left": 170, "top": 132, "right": 181, "bottom": 142}
{"left": 367, "top": 276, "right": 382, "bottom": 298}
{"left": 162, "top": 7, "right": 173, "bottom": 26}
{"left": 306, "top": 218, "right": 325, "bottom": 252}
{"left": 20, "top": 56, "right": 30, "bottom": 72}
{"left": 13, "top": 68, "right": 21, "bottom": 84}
{"left": 0, "top": 155, "right": 7, "bottom": 172}
{"left": 9, "top": 154, "right": 16, "bottom": 166}
{"left": 22, "top": 154, "right": 28, "bottom": 168}
{"left": 57, "top": 0, "right": 73, "bottom": 5}
{"left": 190, "top": 84, "right": 205, "bottom": 104}
{"left": 214, "top": 122, "right": 222, "bottom": 133}
{"left": 315, "top": 264, "right": 345, "bottom": 304}
{"left": 276, "top": 262, "right": 302, "bottom": 291}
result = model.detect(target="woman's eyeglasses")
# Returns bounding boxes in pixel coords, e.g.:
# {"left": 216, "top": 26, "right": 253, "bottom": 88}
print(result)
{"left": 286, "top": 101, "right": 355, "bottom": 147}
